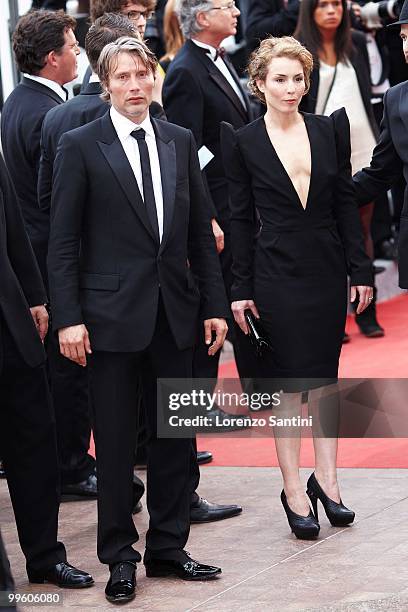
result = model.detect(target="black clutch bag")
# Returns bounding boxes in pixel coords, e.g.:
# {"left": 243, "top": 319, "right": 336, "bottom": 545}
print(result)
{"left": 244, "top": 310, "right": 272, "bottom": 358}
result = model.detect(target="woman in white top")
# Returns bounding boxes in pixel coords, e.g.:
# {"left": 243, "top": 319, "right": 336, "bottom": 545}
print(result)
{"left": 295, "top": 0, "right": 384, "bottom": 338}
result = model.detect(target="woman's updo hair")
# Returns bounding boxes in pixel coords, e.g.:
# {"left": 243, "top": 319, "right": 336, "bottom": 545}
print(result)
{"left": 248, "top": 36, "right": 314, "bottom": 105}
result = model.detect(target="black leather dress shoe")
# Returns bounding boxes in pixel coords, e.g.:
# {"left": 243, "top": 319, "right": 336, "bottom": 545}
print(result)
{"left": 190, "top": 497, "right": 242, "bottom": 523}
{"left": 196, "top": 406, "right": 249, "bottom": 432}
{"left": 28, "top": 562, "right": 94, "bottom": 588}
{"left": 61, "top": 472, "right": 97, "bottom": 500}
{"left": 0, "top": 460, "right": 5, "bottom": 479}
{"left": 197, "top": 450, "right": 213, "bottom": 465}
{"left": 105, "top": 562, "right": 136, "bottom": 604}
{"left": 145, "top": 556, "right": 221, "bottom": 580}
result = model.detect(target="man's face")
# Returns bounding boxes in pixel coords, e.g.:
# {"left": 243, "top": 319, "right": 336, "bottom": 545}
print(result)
{"left": 202, "top": 1, "right": 240, "bottom": 41}
{"left": 401, "top": 24, "right": 408, "bottom": 62}
{"left": 107, "top": 51, "right": 154, "bottom": 122}
{"left": 121, "top": 1, "right": 153, "bottom": 37}
{"left": 54, "top": 28, "right": 80, "bottom": 85}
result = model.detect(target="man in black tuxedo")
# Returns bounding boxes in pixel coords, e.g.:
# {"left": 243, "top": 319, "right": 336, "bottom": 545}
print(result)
{"left": 0, "top": 10, "right": 97, "bottom": 499}
{"left": 163, "top": 0, "right": 258, "bottom": 432}
{"left": 353, "top": 6, "right": 408, "bottom": 287}
{"left": 48, "top": 37, "right": 229, "bottom": 603}
{"left": 0, "top": 154, "right": 93, "bottom": 588}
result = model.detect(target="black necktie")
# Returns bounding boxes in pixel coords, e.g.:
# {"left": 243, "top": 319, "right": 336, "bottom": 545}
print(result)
{"left": 131, "top": 128, "right": 160, "bottom": 242}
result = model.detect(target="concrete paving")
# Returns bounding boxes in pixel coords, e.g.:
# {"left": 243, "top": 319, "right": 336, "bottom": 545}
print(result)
{"left": 1, "top": 467, "right": 408, "bottom": 611}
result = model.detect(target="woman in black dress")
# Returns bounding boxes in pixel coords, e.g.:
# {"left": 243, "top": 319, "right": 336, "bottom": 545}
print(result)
{"left": 221, "top": 36, "right": 373, "bottom": 539}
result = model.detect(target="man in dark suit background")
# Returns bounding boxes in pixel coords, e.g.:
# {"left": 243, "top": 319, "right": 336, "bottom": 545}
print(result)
{"left": 0, "top": 153, "right": 93, "bottom": 589}
{"left": 245, "top": 0, "right": 300, "bottom": 54}
{"left": 47, "top": 36, "right": 229, "bottom": 602}
{"left": 163, "top": 0, "right": 258, "bottom": 433}
{"left": 1, "top": 9, "right": 97, "bottom": 500}
{"left": 353, "top": 4, "right": 408, "bottom": 288}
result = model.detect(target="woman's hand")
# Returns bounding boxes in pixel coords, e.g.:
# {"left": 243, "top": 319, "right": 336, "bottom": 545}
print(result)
{"left": 350, "top": 285, "right": 373, "bottom": 314}
{"left": 231, "top": 299, "right": 260, "bottom": 334}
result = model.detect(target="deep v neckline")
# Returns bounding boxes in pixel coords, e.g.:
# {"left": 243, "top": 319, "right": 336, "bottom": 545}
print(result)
{"left": 262, "top": 114, "right": 313, "bottom": 211}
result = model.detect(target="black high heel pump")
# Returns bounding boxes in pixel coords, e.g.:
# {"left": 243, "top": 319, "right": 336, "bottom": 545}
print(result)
{"left": 280, "top": 490, "right": 320, "bottom": 540}
{"left": 306, "top": 473, "right": 355, "bottom": 527}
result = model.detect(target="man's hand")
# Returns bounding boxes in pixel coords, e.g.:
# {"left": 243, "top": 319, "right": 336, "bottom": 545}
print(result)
{"left": 350, "top": 285, "right": 374, "bottom": 314}
{"left": 231, "top": 299, "right": 260, "bottom": 334}
{"left": 204, "top": 318, "right": 228, "bottom": 356}
{"left": 58, "top": 324, "right": 92, "bottom": 367}
{"left": 30, "top": 305, "right": 48, "bottom": 342}
{"left": 211, "top": 218, "right": 224, "bottom": 254}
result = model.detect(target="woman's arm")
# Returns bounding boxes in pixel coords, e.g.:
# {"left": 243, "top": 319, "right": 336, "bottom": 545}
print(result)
{"left": 331, "top": 108, "right": 374, "bottom": 288}
{"left": 220, "top": 122, "right": 259, "bottom": 332}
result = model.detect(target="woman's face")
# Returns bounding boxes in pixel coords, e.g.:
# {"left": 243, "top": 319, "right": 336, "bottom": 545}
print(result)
{"left": 313, "top": 0, "right": 343, "bottom": 32}
{"left": 257, "top": 57, "right": 306, "bottom": 114}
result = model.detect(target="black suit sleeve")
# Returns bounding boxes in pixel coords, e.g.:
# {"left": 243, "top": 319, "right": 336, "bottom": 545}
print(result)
{"left": 47, "top": 132, "right": 87, "bottom": 330}
{"left": 0, "top": 155, "right": 47, "bottom": 306}
{"left": 220, "top": 122, "right": 256, "bottom": 301}
{"left": 187, "top": 131, "right": 230, "bottom": 320}
{"left": 353, "top": 89, "right": 403, "bottom": 205}
{"left": 331, "top": 109, "right": 373, "bottom": 287}
{"left": 246, "top": 0, "right": 299, "bottom": 48}
{"left": 163, "top": 66, "right": 218, "bottom": 219}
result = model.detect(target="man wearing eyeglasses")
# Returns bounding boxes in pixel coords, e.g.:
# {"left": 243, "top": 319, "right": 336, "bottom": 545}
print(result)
{"left": 90, "top": 0, "right": 156, "bottom": 38}
{"left": 163, "top": 0, "right": 259, "bottom": 443}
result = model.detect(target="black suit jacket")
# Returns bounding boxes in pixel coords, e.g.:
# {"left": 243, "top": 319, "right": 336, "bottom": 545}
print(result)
{"left": 0, "top": 154, "right": 47, "bottom": 368}
{"left": 245, "top": 0, "right": 300, "bottom": 54}
{"left": 1, "top": 77, "right": 64, "bottom": 279}
{"left": 39, "top": 82, "right": 167, "bottom": 211}
{"left": 47, "top": 113, "right": 229, "bottom": 351}
{"left": 300, "top": 31, "right": 378, "bottom": 139}
{"left": 353, "top": 80, "right": 408, "bottom": 288}
{"left": 163, "top": 39, "right": 255, "bottom": 224}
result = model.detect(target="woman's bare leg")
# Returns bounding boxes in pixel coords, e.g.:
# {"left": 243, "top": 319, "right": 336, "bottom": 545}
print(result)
{"left": 309, "top": 384, "right": 341, "bottom": 502}
{"left": 274, "top": 391, "right": 310, "bottom": 516}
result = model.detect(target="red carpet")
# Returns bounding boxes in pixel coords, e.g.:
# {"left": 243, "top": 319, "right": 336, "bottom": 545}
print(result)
{"left": 198, "top": 294, "right": 408, "bottom": 469}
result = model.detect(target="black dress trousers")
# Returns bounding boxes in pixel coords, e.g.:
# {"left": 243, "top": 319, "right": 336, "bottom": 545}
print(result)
{"left": 0, "top": 314, "right": 66, "bottom": 573}
{"left": 88, "top": 297, "right": 193, "bottom": 565}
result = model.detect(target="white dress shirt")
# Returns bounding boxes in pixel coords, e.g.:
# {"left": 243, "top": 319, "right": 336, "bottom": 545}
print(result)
{"left": 23, "top": 73, "right": 67, "bottom": 101}
{"left": 110, "top": 106, "right": 164, "bottom": 242}
{"left": 191, "top": 39, "right": 247, "bottom": 110}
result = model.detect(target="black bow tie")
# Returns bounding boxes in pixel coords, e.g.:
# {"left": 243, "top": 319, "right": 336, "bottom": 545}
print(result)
{"left": 214, "top": 46, "right": 226, "bottom": 61}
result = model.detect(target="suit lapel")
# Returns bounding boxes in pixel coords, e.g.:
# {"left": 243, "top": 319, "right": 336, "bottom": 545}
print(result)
{"left": 188, "top": 41, "right": 248, "bottom": 122}
{"left": 222, "top": 54, "right": 252, "bottom": 118}
{"left": 97, "top": 114, "right": 157, "bottom": 242}
{"left": 208, "top": 70, "right": 248, "bottom": 122}
{"left": 152, "top": 119, "right": 176, "bottom": 254}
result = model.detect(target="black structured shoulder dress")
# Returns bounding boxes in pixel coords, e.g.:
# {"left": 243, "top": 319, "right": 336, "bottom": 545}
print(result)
{"left": 221, "top": 108, "right": 373, "bottom": 389}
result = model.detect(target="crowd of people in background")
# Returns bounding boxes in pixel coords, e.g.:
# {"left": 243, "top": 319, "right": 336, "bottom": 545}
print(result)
{"left": 0, "top": 0, "right": 407, "bottom": 606}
